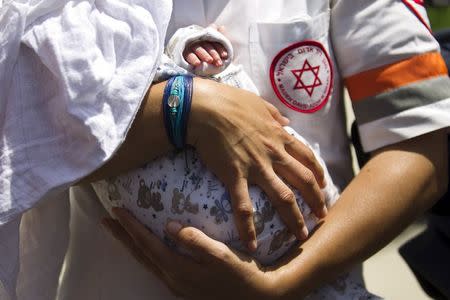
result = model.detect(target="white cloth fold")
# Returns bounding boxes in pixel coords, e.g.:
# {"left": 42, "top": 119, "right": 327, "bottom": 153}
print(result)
{"left": 0, "top": 1, "right": 172, "bottom": 299}
{"left": 0, "top": 0, "right": 171, "bottom": 224}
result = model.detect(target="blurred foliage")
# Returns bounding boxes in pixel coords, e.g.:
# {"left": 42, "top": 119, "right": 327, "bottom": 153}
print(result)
{"left": 427, "top": 7, "right": 450, "bottom": 31}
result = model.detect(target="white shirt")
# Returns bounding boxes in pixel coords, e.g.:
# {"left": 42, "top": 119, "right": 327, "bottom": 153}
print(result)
{"left": 1, "top": 1, "right": 449, "bottom": 299}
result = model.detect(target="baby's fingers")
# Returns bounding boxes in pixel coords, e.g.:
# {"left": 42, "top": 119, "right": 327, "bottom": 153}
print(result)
{"left": 208, "top": 24, "right": 228, "bottom": 58}
{"left": 201, "top": 42, "right": 223, "bottom": 67}
{"left": 190, "top": 43, "right": 214, "bottom": 64}
{"left": 213, "top": 42, "right": 228, "bottom": 59}
{"left": 184, "top": 51, "right": 202, "bottom": 67}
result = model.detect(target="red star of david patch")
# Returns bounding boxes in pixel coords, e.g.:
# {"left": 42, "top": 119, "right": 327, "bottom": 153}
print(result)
{"left": 270, "top": 41, "right": 333, "bottom": 113}
{"left": 291, "top": 60, "right": 322, "bottom": 97}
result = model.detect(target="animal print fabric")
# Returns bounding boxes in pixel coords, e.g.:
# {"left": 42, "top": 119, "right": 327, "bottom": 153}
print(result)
{"left": 92, "top": 127, "right": 340, "bottom": 265}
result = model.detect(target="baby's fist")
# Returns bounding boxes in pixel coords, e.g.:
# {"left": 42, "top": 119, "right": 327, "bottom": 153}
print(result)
{"left": 183, "top": 25, "right": 228, "bottom": 68}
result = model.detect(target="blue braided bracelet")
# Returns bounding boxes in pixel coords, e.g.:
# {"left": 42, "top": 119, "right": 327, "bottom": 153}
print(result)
{"left": 162, "top": 75, "right": 193, "bottom": 149}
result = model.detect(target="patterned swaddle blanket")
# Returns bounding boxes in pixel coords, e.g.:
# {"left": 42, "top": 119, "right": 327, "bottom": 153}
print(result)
{"left": 92, "top": 126, "right": 339, "bottom": 265}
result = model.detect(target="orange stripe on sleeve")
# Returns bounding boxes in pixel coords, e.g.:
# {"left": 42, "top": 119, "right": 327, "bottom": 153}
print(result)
{"left": 345, "top": 52, "right": 448, "bottom": 102}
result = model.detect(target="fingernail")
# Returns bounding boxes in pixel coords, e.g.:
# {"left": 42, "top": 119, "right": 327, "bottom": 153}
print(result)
{"left": 320, "top": 206, "right": 328, "bottom": 218}
{"left": 216, "top": 60, "right": 223, "bottom": 66}
{"left": 301, "top": 226, "right": 309, "bottom": 240}
{"left": 319, "top": 178, "right": 327, "bottom": 189}
{"left": 248, "top": 240, "right": 258, "bottom": 252}
{"left": 166, "top": 221, "right": 183, "bottom": 235}
{"left": 282, "top": 116, "right": 290, "bottom": 124}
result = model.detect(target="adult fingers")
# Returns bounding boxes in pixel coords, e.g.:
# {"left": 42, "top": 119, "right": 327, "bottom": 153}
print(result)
{"left": 191, "top": 43, "right": 214, "bottom": 63}
{"left": 274, "top": 155, "right": 327, "bottom": 219}
{"left": 209, "top": 23, "right": 227, "bottom": 34}
{"left": 284, "top": 133, "right": 326, "bottom": 189}
{"left": 166, "top": 222, "right": 231, "bottom": 265}
{"left": 208, "top": 24, "right": 228, "bottom": 58}
{"left": 184, "top": 51, "right": 202, "bottom": 66}
{"left": 201, "top": 42, "right": 222, "bottom": 66}
{"left": 228, "top": 178, "right": 258, "bottom": 252}
{"left": 255, "top": 171, "right": 308, "bottom": 240}
{"left": 213, "top": 42, "right": 228, "bottom": 59}
{"left": 217, "top": 25, "right": 227, "bottom": 34}
{"left": 263, "top": 101, "right": 290, "bottom": 126}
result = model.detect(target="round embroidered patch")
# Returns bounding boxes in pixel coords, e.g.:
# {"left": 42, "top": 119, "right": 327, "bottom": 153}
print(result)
{"left": 270, "top": 41, "right": 333, "bottom": 113}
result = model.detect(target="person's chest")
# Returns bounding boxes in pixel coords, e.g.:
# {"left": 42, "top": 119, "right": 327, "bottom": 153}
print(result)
{"left": 168, "top": 0, "right": 330, "bottom": 57}
{"left": 168, "top": 0, "right": 334, "bottom": 109}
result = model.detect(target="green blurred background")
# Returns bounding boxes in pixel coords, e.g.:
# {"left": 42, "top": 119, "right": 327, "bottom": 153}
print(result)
{"left": 426, "top": 2, "right": 450, "bottom": 31}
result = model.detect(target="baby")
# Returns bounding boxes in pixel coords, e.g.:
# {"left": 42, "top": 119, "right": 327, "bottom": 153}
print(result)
{"left": 92, "top": 25, "right": 340, "bottom": 265}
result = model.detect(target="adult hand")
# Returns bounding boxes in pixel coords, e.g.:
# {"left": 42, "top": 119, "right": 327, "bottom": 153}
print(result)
{"left": 102, "top": 208, "right": 296, "bottom": 300}
{"left": 187, "top": 78, "right": 327, "bottom": 250}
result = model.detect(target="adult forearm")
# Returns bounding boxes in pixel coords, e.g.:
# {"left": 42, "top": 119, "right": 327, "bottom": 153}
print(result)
{"left": 273, "top": 129, "right": 448, "bottom": 298}
{"left": 84, "top": 77, "right": 329, "bottom": 249}
{"left": 81, "top": 81, "right": 171, "bottom": 182}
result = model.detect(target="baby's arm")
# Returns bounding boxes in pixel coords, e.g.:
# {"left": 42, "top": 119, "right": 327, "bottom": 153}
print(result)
{"left": 183, "top": 25, "right": 228, "bottom": 67}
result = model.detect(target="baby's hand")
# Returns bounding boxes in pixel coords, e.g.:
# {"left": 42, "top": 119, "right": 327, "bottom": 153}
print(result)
{"left": 183, "top": 25, "right": 228, "bottom": 68}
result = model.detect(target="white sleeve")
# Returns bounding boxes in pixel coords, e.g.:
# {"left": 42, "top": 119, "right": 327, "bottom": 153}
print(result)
{"left": 331, "top": 0, "right": 450, "bottom": 152}
{"left": 0, "top": 0, "right": 172, "bottom": 225}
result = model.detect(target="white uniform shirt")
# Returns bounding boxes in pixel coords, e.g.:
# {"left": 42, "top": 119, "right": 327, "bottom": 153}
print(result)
{"left": 1, "top": 1, "right": 449, "bottom": 299}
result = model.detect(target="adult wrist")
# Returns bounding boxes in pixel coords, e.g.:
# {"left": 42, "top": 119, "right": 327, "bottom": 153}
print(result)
{"left": 268, "top": 249, "right": 325, "bottom": 299}
{"left": 186, "top": 77, "right": 215, "bottom": 147}
{"left": 162, "top": 75, "right": 193, "bottom": 149}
